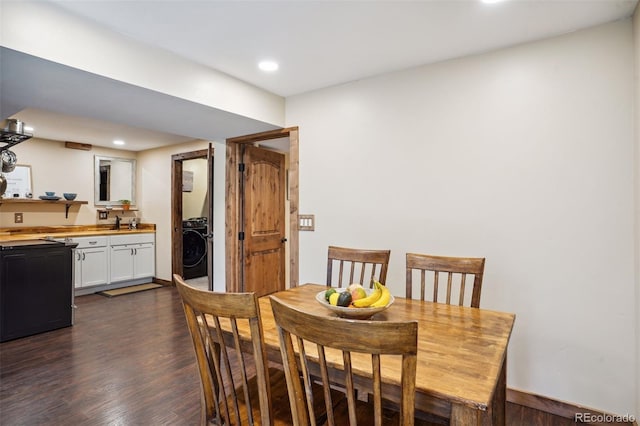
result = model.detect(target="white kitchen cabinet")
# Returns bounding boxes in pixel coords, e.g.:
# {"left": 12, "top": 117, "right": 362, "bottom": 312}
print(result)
{"left": 109, "top": 244, "right": 136, "bottom": 282}
{"left": 109, "top": 233, "right": 155, "bottom": 283}
{"left": 72, "top": 236, "right": 109, "bottom": 288}
{"left": 132, "top": 243, "right": 155, "bottom": 278}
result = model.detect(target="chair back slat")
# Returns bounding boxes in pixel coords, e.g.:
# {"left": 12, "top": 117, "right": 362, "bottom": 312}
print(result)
{"left": 458, "top": 274, "right": 466, "bottom": 306}
{"left": 445, "top": 272, "right": 453, "bottom": 305}
{"left": 405, "top": 253, "right": 485, "bottom": 308}
{"left": 327, "top": 246, "right": 391, "bottom": 288}
{"left": 270, "top": 295, "right": 418, "bottom": 426}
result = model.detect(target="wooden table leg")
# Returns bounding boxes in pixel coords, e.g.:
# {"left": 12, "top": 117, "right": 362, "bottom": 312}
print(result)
{"left": 451, "top": 403, "right": 481, "bottom": 425}
{"left": 452, "top": 354, "right": 507, "bottom": 426}
{"left": 480, "top": 354, "right": 507, "bottom": 426}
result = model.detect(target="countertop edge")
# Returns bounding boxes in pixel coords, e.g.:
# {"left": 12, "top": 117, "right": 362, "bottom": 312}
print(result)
{"left": 0, "top": 226, "right": 156, "bottom": 242}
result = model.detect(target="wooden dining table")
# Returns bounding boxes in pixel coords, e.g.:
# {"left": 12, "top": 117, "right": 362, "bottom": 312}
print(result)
{"left": 223, "top": 283, "right": 515, "bottom": 425}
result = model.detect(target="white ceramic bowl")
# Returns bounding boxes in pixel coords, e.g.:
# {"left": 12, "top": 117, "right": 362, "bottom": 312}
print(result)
{"left": 315, "top": 288, "right": 394, "bottom": 320}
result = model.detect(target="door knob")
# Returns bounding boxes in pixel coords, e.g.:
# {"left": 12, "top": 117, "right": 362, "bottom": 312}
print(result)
{"left": 281, "top": 238, "right": 288, "bottom": 243}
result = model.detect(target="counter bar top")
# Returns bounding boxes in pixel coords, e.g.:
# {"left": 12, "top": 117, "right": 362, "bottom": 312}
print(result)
{"left": 0, "top": 224, "right": 156, "bottom": 242}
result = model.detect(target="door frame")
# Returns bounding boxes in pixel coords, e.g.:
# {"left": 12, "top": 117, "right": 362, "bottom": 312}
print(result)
{"left": 171, "top": 148, "right": 212, "bottom": 282}
{"left": 225, "top": 127, "right": 299, "bottom": 293}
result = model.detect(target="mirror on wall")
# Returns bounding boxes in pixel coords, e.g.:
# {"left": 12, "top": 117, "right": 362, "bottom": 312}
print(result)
{"left": 94, "top": 155, "right": 136, "bottom": 206}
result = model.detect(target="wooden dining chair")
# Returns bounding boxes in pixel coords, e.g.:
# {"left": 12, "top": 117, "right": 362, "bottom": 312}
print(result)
{"left": 270, "top": 295, "right": 418, "bottom": 426}
{"left": 405, "top": 253, "right": 485, "bottom": 308}
{"left": 174, "top": 274, "right": 292, "bottom": 425}
{"left": 327, "top": 245, "right": 391, "bottom": 288}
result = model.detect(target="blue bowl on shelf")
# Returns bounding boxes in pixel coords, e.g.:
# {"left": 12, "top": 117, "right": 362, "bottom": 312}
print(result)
{"left": 63, "top": 193, "right": 77, "bottom": 200}
{"left": 45, "top": 191, "right": 55, "bottom": 197}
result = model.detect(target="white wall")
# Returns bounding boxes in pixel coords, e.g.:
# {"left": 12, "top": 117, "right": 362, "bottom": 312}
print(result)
{"left": 287, "top": 20, "right": 636, "bottom": 416}
{"left": 182, "top": 158, "right": 208, "bottom": 220}
{"left": 0, "top": 138, "right": 135, "bottom": 227}
{"left": 137, "top": 140, "right": 227, "bottom": 291}
{"left": 137, "top": 140, "right": 207, "bottom": 284}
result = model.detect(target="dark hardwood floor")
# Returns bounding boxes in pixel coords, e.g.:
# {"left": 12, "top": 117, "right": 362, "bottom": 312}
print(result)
{"left": 0, "top": 286, "right": 200, "bottom": 425}
{"left": 1, "top": 286, "right": 578, "bottom": 425}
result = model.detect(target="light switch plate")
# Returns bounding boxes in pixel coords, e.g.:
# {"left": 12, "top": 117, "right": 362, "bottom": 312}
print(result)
{"left": 299, "top": 214, "right": 315, "bottom": 231}
{"left": 99, "top": 211, "right": 108, "bottom": 220}
{"left": 14, "top": 213, "right": 23, "bottom": 223}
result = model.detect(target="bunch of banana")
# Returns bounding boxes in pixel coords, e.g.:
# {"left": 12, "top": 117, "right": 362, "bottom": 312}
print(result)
{"left": 352, "top": 279, "right": 391, "bottom": 308}
{"left": 352, "top": 285, "right": 381, "bottom": 307}
{"left": 370, "top": 280, "right": 391, "bottom": 308}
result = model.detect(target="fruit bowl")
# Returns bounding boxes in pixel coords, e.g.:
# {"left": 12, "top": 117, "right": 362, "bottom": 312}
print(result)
{"left": 315, "top": 288, "right": 394, "bottom": 320}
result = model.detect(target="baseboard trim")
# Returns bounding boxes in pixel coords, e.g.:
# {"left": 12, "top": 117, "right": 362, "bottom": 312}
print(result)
{"left": 152, "top": 277, "right": 173, "bottom": 286}
{"left": 507, "top": 388, "right": 637, "bottom": 425}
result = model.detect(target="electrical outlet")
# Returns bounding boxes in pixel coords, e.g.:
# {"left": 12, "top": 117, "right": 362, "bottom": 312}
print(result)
{"left": 14, "top": 213, "right": 23, "bottom": 224}
{"left": 99, "top": 211, "right": 108, "bottom": 220}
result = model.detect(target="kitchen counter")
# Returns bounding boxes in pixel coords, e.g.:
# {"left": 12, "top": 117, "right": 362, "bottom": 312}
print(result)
{"left": 0, "top": 224, "right": 156, "bottom": 242}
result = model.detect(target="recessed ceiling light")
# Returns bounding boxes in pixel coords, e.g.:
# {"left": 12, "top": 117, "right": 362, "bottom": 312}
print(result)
{"left": 113, "top": 140, "right": 125, "bottom": 146}
{"left": 258, "top": 60, "right": 279, "bottom": 72}
{"left": 481, "top": 0, "right": 507, "bottom": 3}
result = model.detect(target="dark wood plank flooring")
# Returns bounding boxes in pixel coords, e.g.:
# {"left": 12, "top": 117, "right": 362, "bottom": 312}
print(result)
{"left": 0, "top": 286, "right": 199, "bottom": 425}
{"left": 1, "top": 286, "right": 578, "bottom": 425}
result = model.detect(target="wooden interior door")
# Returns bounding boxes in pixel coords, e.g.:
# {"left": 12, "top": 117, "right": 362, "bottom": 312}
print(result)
{"left": 225, "top": 127, "right": 299, "bottom": 294}
{"left": 241, "top": 145, "right": 285, "bottom": 296}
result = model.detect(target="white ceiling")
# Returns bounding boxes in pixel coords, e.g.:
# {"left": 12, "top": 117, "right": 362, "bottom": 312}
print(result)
{"left": 13, "top": 109, "right": 195, "bottom": 152}
{"left": 3, "top": 0, "right": 638, "bottom": 151}
{"left": 50, "top": 0, "right": 638, "bottom": 97}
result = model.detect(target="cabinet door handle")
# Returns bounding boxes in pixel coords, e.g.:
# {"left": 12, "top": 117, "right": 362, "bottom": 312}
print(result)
{"left": 82, "top": 252, "right": 86, "bottom": 261}
{"left": 131, "top": 248, "right": 134, "bottom": 256}
{"left": 77, "top": 252, "right": 81, "bottom": 261}
{"left": 134, "top": 248, "right": 137, "bottom": 255}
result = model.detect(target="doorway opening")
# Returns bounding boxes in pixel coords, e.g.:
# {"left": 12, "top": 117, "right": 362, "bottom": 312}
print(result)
{"left": 225, "top": 127, "right": 300, "bottom": 294}
{"left": 170, "top": 128, "right": 299, "bottom": 295}
{"left": 171, "top": 147, "right": 214, "bottom": 291}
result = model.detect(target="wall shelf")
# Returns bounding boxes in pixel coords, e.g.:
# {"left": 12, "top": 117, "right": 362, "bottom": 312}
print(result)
{"left": 0, "top": 199, "right": 88, "bottom": 218}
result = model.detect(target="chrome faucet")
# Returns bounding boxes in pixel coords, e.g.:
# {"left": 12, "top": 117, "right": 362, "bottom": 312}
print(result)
{"left": 115, "top": 215, "right": 121, "bottom": 230}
